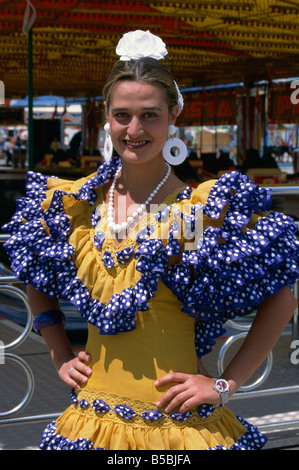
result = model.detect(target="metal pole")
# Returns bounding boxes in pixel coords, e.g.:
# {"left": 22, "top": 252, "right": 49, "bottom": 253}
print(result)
{"left": 263, "top": 83, "right": 269, "bottom": 156}
{"left": 28, "top": 27, "right": 34, "bottom": 171}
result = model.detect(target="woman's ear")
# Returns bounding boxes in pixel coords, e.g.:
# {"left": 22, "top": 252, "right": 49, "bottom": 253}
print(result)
{"left": 169, "top": 104, "right": 179, "bottom": 125}
{"left": 104, "top": 101, "right": 109, "bottom": 122}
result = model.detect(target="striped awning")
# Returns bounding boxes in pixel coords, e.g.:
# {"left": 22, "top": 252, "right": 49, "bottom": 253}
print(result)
{"left": 0, "top": 0, "right": 298, "bottom": 98}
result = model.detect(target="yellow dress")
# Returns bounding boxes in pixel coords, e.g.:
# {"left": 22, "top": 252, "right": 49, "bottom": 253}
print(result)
{"left": 3, "top": 157, "right": 298, "bottom": 450}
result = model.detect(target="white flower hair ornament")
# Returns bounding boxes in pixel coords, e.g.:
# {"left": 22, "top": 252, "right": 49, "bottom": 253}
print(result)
{"left": 116, "top": 30, "right": 167, "bottom": 61}
{"left": 115, "top": 30, "right": 184, "bottom": 116}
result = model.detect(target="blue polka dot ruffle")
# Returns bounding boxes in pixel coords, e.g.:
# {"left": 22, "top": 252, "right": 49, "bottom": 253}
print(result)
{"left": 38, "top": 403, "right": 268, "bottom": 451}
{"left": 39, "top": 389, "right": 268, "bottom": 450}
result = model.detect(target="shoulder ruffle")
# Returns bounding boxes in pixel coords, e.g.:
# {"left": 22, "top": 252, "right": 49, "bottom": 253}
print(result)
{"left": 163, "top": 170, "right": 299, "bottom": 356}
{"left": 2, "top": 159, "right": 138, "bottom": 333}
{"left": 2, "top": 159, "right": 170, "bottom": 335}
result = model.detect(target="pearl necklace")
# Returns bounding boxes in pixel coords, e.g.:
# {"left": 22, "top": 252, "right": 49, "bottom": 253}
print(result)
{"left": 107, "top": 163, "right": 171, "bottom": 234}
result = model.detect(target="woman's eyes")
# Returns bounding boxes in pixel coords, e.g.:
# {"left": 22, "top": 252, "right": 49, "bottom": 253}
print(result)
{"left": 114, "top": 112, "right": 128, "bottom": 119}
{"left": 143, "top": 112, "right": 158, "bottom": 119}
{"left": 113, "top": 112, "right": 158, "bottom": 120}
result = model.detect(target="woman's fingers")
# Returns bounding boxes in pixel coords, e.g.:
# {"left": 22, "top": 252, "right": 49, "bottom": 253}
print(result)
{"left": 155, "top": 372, "right": 188, "bottom": 387}
{"left": 160, "top": 390, "right": 191, "bottom": 413}
{"left": 67, "top": 365, "right": 89, "bottom": 388}
{"left": 155, "top": 373, "right": 219, "bottom": 413}
{"left": 66, "top": 365, "right": 83, "bottom": 389}
{"left": 71, "top": 354, "right": 92, "bottom": 385}
{"left": 59, "top": 352, "right": 93, "bottom": 389}
{"left": 77, "top": 350, "right": 92, "bottom": 364}
{"left": 155, "top": 374, "right": 192, "bottom": 411}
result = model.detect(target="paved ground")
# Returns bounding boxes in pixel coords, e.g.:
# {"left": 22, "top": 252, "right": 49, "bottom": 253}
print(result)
{"left": 0, "top": 316, "right": 298, "bottom": 451}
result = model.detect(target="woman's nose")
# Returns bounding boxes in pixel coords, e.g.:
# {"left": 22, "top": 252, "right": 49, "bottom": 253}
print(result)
{"left": 127, "top": 116, "right": 143, "bottom": 138}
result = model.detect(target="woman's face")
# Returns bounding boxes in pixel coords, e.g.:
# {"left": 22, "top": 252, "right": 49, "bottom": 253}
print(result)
{"left": 106, "top": 80, "right": 178, "bottom": 165}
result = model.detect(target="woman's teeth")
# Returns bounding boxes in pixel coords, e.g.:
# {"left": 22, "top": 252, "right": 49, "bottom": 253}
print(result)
{"left": 126, "top": 140, "right": 147, "bottom": 148}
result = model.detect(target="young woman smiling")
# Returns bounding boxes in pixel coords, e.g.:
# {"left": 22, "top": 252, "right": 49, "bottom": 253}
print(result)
{"left": 3, "top": 30, "right": 298, "bottom": 451}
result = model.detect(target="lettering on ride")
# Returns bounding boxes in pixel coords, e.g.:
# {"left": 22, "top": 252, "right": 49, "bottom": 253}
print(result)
{"left": 290, "top": 80, "right": 299, "bottom": 105}
{"left": 183, "top": 99, "right": 232, "bottom": 121}
{"left": 0, "top": 80, "right": 4, "bottom": 105}
{"left": 268, "top": 81, "right": 299, "bottom": 123}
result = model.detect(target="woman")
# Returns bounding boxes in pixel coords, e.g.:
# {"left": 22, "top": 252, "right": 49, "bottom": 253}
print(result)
{"left": 3, "top": 31, "right": 298, "bottom": 450}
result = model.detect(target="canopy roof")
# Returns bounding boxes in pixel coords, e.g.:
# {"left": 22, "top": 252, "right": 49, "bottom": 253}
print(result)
{"left": 1, "top": 0, "right": 299, "bottom": 98}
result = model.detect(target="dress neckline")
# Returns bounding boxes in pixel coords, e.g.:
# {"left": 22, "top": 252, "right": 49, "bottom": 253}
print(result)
{"left": 98, "top": 184, "right": 188, "bottom": 250}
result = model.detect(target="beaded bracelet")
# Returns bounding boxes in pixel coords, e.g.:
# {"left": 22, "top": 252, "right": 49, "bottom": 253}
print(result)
{"left": 33, "top": 309, "right": 66, "bottom": 333}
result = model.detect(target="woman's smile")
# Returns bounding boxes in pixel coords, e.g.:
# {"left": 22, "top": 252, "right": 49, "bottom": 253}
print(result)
{"left": 124, "top": 139, "right": 150, "bottom": 150}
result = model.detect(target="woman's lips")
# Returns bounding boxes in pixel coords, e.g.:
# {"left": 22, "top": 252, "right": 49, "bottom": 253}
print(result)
{"left": 124, "top": 140, "right": 149, "bottom": 149}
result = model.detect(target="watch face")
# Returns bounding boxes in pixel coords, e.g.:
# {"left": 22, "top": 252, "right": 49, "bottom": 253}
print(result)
{"left": 215, "top": 379, "right": 229, "bottom": 393}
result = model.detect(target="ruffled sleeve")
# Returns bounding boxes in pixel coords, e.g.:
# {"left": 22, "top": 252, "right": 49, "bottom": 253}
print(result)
{"left": 2, "top": 159, "right": 121, "bottom": 301}
{"left": 162, "top": 170, "right": 299, "bottom": 357}
{"left": 1, "top": 159, "right": 150, "bottom": 335}
{"left": 2, "top": 171, "right": 79, "bottom": 297}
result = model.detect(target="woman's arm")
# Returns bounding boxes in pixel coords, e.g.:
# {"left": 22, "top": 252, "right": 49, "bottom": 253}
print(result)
{"left": 155, "top": 286, "right": 297, "bottom": 413}
{"left": 222, "top": 285, "right": 297, "bottom": 395}
{"left": 26, "top": 284, "right": 92, "bottom": 389}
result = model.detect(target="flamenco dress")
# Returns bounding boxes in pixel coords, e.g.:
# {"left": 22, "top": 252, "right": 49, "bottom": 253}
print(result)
{"left": 3, "top": 157, "right": 299, "bottom": 450}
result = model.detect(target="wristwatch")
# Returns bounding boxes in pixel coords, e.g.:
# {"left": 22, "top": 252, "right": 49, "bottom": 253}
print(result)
{"left": 213, "top": 378, "right": 230, "bottom": 404}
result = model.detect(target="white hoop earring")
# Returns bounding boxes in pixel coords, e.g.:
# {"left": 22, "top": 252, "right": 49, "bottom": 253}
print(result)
{"left": 162, "top": 125, "right": 187, "bottom": 166}
{"left": 103, "top": 123, "right": 113, "bottom": 162}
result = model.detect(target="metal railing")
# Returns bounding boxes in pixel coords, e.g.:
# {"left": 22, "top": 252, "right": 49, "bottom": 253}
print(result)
{"left": 0, "top": 184, "right": 299, "bottom": 436}
{"left": 0, "top": 280, "right": 35, "bottom": 419}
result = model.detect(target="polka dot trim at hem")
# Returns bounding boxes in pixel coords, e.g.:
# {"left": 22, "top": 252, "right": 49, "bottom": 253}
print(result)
{"left": 38, "top": 415, "right": 268, "bottom": 450}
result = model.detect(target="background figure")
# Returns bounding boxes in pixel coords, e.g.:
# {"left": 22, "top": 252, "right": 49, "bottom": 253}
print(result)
{"left": 240, "top": 148, "right": 261, "bottom": 173}
{"left": 3, "top": 138, "right": 12, "bottom": 166}
{"left": 217, "top": 147, "right": 236, "bottom": 172}
{"left": 49, "top": 136, "right": 61, "bottom": 154}
{"left": 259, "top": 149, "right": 279, "bottom": 169}
{"left": 69, "top": 131, "right": 82, "bottom": 167}
{"left": 13, "top": 137, "right": 21, "bottom": 168}
{"left": 240, "top": 147, "right": 279, "bottom": 174}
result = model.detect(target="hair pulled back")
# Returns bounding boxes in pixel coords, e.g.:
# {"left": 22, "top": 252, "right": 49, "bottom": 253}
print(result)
{"left": 103, "top": 57, "right": 179, "bottom": 113}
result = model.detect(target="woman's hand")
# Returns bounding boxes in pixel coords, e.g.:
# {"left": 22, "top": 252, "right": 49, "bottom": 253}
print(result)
{"left": 155, "top": 373, "right": 222, "bottom": 413}
{"left": 57, "top": 351, "right": 93, "bottom": 389}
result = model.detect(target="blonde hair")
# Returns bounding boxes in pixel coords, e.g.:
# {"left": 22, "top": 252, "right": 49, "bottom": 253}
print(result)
{"left": 103, "top": 57, "right": 179, "bottom": 113}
